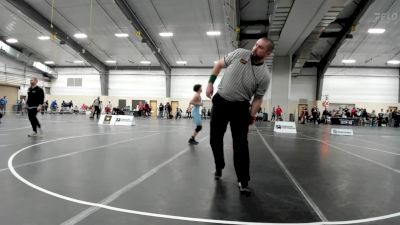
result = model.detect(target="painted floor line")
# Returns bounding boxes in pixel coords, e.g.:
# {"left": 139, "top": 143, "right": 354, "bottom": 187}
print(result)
{"left": 300, "top": 134, "right": 400, "bottom": 174}
{"left": 0, "top": 132, "right": 160, "bottom": 173}
{"left": 254, "top": 127, "right": 328, "bottom": 222}
{"left": 60, "top": 135, "right": 210, "bottom": 225}
{"left": 7, "top": 128, "right": 400, "bottom": 224}
{"left": 257, "top": 133, "right": 400, "bottom": 156}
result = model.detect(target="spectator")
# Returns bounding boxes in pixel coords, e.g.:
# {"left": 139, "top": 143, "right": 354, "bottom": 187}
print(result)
{"left": 351, "top": 107, "right": 357, "bottom": 118}
{"left": 44, "top": 100, "right": 49, "bottom": 113}
{"left": 378, "top": 109, "right": 384, "bottom": 127}
{"left": 311, "top": 106, "right": 318, "bottom": 124}
{"left": 138, "top": 101, "right": 144, "bottom": 117}
{"left": 91, "top": 97, "right": 101, "bottom": 119}
{"left": 144, "top": 102, "right": 150, "bottom": 117}
{"left": 105, "top": 101, "right": 112, "bottom": 114}
{"left": 271, "top": 106, "right": 276, "bottom": 121}
{"left": 0, "top": 96, "right": 6, "bottom": 114}
{"left": 50, "top": 100, "right": 57, "bottom": 113}
{"left": 186, "top": 105, "right": 192, "bottom": 119}
{"left": 165, "top": 102, "right": 172, "bottom": 119}
{"left": 201, "top": 107, "right": 207, "bottom": 119}
{"left": 158, "top": 103, "right": 164, "bottom": 118}
{"left": 176, "top": 107, "right": 182, "bottom": 119}
{"left": 275, "top": 105, "right": 283, "bottom": 121}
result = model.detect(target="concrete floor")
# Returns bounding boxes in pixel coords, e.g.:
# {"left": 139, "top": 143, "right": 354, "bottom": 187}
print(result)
{"left": 0, "top": 113, "right": 399, "bottom": 225}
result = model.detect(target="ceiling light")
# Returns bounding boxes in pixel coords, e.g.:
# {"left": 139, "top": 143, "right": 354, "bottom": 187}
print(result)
{"left": 33, "top": 61, "right": 52, "bottom": 74}
{"left": 342, "top": 59, "right": 356, "bottom": 64}
{"left": 140, "top": 61, "right": 151, "bottom": 64}
{"left": 387, "top": 60, "right": 400, "bottom": 65}
{"left": 159, "top": 32, "right": 173, "bottom": 37}
{"left": 44, "top": 61, "right": 55, "bottom": 65}
{"left": 114, "top": 33, "right": 129, "bottom": 37}
{"left": 6, "top": 38, "right": 18, "bottom": 43}
{"left": 106, "top": 60, "right": 117, "bottom": 64}
{"left": 74, "top": 33, "right": 87, "bottom": 39}
{"left": 38, "top": 36, "right": 50, "bottom": 40}
{"left": 206, "top": 31, "right": 221, "bottom": 36}
{"left": 73, "top": 60, "right": 84, "bottom": 64}
{"left": 176, "top": 61, "right": 187, "bottom": 65}
{"left": 368, "top": 28, "right": 385, "bottom": 34}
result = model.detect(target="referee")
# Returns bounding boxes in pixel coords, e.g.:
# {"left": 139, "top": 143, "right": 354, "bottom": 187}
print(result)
{"left": 206, "top": 37, "right": 274, "bottom": 195}
{"left": 26, "top": 77, "right": 45, "bottom": 137}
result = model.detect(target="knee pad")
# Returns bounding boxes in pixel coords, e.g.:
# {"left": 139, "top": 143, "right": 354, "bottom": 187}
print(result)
{"left": 195, "top": 125, "right": 202, "bottom": 132}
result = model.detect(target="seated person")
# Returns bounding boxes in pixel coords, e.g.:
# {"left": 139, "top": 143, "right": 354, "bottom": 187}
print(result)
{"left": 73, "top": 105, "right": 79, "bottom": 114}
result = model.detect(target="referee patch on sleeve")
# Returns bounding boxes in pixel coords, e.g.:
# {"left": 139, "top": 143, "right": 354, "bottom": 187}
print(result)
{"left": 240, "top": 58, "right": 248, "bottom": 64}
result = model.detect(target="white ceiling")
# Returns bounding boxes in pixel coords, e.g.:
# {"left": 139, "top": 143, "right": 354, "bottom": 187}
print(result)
{"left": 0, "top": 1, "right": 86, "bottom": 66}
{"left": 331, "top": 0, "right": 400, "bottom": 67}
{"left": 124, "top": 0, "right": 233, "bottom": 66}
{"left": 24, "top": 0, "right": 158, "bottom": 66}
{"left": 0, "top": 0, "right": 234, "bottom": 68}
{"left": 2, "top": 0, "right": 396, "bottom": 70}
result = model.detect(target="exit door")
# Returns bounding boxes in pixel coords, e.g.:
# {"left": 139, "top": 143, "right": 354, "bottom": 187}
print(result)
{"left": 150, "top": 100, "right": 157, "bottom": 117}
{"left": 171, "top": 101, "right": 179, "bottom": 118}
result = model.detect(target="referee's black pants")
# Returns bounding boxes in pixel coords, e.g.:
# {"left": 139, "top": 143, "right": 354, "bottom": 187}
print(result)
{"left": 28, "top": 108, "right": 41, "bottom": 132}
{"left": 210, "top": 93, "right": 250, "bottom": 184}
{"left": 94, "top": 106, "right": 101, "bottom": 119}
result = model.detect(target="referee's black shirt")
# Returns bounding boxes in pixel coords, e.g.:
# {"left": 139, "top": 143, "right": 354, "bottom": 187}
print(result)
{"left": 27, "top": 86, "right": 45, "bottom": 107}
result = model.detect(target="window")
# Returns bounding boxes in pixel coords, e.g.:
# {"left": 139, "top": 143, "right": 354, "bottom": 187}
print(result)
{"left": 67, "top": 78, "right": 83, "bottom": 87}
{"left": 45, "top": 87, "right": 50, "bottom": 95}
{"left": 67, "top": 78, "right": 74, "bottom": 86}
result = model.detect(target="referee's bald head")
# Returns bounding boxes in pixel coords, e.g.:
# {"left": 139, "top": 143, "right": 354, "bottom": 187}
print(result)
{"left": 30, "top": 77, "right": 38, "bottom": 86}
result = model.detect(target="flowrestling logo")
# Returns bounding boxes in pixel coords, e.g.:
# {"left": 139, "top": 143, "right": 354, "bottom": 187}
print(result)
{"left": 274, "top": 121, "right": 297, "bottom": 134}
{"left": 373, "top": 12, "right": 399, "bottom": 23}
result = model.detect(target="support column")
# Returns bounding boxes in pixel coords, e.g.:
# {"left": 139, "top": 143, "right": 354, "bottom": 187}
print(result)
{"left": 100, "top": 70, "right": 109, "bottom": 96}
{"left": 316, "top": 67, "right": 324, "bottom": 101}
{"left": 271, "top": 56, "right": 291, "bottom": 121}
{"left": 166, "top": 71, "right": 171, "bottom": 98}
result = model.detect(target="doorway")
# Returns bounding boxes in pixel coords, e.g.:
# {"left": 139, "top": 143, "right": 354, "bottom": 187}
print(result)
{"left": 298, "top": 104, "right": 308, "bottom": 122}
{"left": 150, "top": 100, "right": 157, "bottom": 117}
{"left": 171, "top": 101, "right": 179, "bottom": 118}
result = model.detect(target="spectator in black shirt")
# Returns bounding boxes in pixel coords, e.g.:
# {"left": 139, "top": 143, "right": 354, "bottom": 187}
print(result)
{"left": 378, "top": 109, "right": 384, "bottom": 127}
{"left": 158, "top": 103, "right": 164, "bottom": 118}
{"left": 26, "top": 77, "right": 44, "bottom": 137}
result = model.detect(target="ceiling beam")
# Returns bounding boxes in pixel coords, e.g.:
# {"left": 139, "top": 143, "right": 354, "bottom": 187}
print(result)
{"left": 239, "top": 33, "right": 268, "bottom": 41}
{"left": 236, "top": 0, "right": 241, "bottom": 44}
{"left": 303, "top": 61, "right": 319, "bottom": 68}
{"left": 0, "top": 40, "right": 56, "bottom": 77}
{"left": 4, "top": 0, "right": 110, "bottom": 95}
{"left": 240, "top": 20, "right": 269, "bottom": 26}
{"left": 106, "top": 66, "right": 163, "bottom": 71}
{"left": 319, "top": 32, "right": 353, "bottom": 38}
{"left": 274, "top": 0, "right": 335, "bottom": 56}
{"left": 316, "top": 0, "right": 374, "bottom": 99}
{"left": 54, "top": 65, "right": 164, "bottom": 71}
{"left": 114, "top": 0, "right": 171, "bottom": 97}
{"left": 114, "top": 0, "right": 171, "bottom": 75}
{"left": 4, "top": 0, "right": 107, "bottom": 74}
